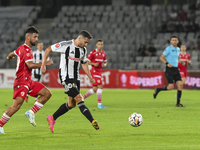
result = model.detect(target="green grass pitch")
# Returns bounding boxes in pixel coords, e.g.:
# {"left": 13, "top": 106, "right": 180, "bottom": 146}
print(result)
{"left": 0, "top": 88, "right": 200, "bottom": 150}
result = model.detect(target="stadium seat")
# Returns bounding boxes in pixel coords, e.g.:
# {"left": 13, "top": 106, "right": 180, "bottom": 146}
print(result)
{"left": 137, "top": 62, "right": 146, "bottom": 69}
{"left": 143, "top": 57, "right": 150, "bottom": 62}
{"left": 157, "top": 50, "right": 164, "bottom": 56}
{"left": 151, "top": 5, "right": 158, "bottom": 11}
{"left": 137, "top": 5, "right": 144, "bottom": 11}
{"left": 191, "top": 56, "right": 198, "bottom": 62}
{"left": 129, "top": 62, "right": 137, "bottom": 69}
{"left": 191, "top": 62, "right": 199, "bottom": 69}
{"left": 135, "top": 56, "right": 143, "bottom": 62}
{"left": 135, "top": 22, "right": 142, "bottom": 28}
{"left": 153, "top": 62, "right": 160, "bottom": 69}
{"left": 182, "top": 4, "right": 189, "bottom": 12}
{"left": 150, "top": 56, "right": 158, "bottom": 62}
{"left": 105, "top": 5, "right": 112, "bottom": 11}
{"left": 146, "top": 63, "right": 153, "bottom": 69}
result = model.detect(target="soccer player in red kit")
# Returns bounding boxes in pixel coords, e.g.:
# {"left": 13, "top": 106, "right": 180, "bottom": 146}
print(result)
{"left": 0, "top": 26, "right": 53, "bottom": 134}
{"left": 83, "top": 39, "right": 107, "bottom": 109}
{"left": 178, "top": 44, "right": 191, "bottom": 85}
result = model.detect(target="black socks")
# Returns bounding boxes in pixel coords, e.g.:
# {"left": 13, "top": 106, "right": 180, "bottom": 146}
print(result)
{"left": 177, "top": 90, "right": 182, "bottom": 105}
{"left": 53, "top": 103, "right": 71, "bottom": 120}
{"left": 157, "top": 86, "right": 167, "bottom": 92}
{"left": 78, "top": 101, "right": 94, "bottom": 123}
{"left": 52, "top": 101, "right": 94, "bottom": 123}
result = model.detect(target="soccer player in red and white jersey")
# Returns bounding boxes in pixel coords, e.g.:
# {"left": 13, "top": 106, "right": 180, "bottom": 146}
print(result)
{"left": 83, "top": 39, "right": 107, "bottom": 109}
{"left": 178, "top": 44, "right": 191, "bottom": 85}
{"left": 0, "top": 26, "right": 53, "bottom": 134}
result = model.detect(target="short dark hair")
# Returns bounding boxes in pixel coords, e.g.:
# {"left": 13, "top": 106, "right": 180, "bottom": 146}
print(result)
{"left": 170, "top": 35, "right": 178, "bottom": 40}
{"left": 25, "top": 26, "right": 39, "bottom": 34}
{"left": 79, "top": 30, "right": 93, "bottom": 39}
{"left": 96, "top": 39, "right": 103, "bottom": 43}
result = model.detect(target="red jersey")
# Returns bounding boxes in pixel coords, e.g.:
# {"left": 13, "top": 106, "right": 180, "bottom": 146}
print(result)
{"left": 14, "top": 44, "right": 34, "bottom": 86}
{"left": 178, "top": 52, "right": 191, "bottom": 71}
{"left": 87, "top": 49, "right": 107, "bottom": 73}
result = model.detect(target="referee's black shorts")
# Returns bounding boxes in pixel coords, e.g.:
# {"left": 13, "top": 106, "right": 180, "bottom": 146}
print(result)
{"left": 165, "top": 66, "right": 182, "bottom": 84}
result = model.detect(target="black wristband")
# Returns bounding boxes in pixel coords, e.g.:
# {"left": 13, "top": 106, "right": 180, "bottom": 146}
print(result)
{"left": 166, "top": 62, "right": 168, "bottom": 65}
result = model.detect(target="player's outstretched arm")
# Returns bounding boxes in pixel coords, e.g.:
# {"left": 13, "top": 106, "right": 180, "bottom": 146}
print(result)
{"left": 26, "top": 45, "right": 53, "bottom": 69}
{"left": 26, "top": 61, "right": 43, "bottom": 69}
{"left": 41, "top": 46, "right": 53, "bottom": 73}
{"left": 87, "top": 61, "right": 99, "bottom": 67}
{"left": 7, "top": 51, "right": 16, "bottom": 60}
{"left": 26, "top": 59, "right": 53, "bottom": 69}
{"left": 82, "top": 62, "right": 95, "bottom": 84}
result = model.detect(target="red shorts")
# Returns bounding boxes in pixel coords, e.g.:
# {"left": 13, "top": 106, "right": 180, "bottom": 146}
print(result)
{"left": 91, "top": 72, "right": 102, "bottom": 86}
{"left": 179, "top": 70, "right": 187, "bottom": 78}
{"left": 13, "top": 80, "right": 45, "bottom": 99}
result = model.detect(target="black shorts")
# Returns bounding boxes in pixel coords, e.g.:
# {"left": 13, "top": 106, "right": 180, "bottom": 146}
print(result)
{"left": 62, "top": 79, "right": 80, "bottom": 98}
{"left": 165, "top": 66, "right": 182, "bottom": 84}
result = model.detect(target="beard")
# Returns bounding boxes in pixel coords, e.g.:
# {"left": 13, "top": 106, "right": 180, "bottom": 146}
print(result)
{"left": 78, "top": 43, "right": 84, "bottom": 48}
{"left": 30, "top": 41, "right": 36, "bottom": 46}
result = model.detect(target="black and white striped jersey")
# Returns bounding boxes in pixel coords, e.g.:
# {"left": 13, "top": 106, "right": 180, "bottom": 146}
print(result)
{"left": 51, "top": 40, "right": 87, "bottom": 82}
{"left": 32, "top": 50, "right": 49, "bottom": 76}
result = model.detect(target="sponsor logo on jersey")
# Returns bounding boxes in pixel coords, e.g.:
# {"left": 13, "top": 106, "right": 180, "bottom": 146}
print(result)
{"left": 68, "top": 56, "right": 81, "bottom": 62}
{"left": 95, "top": 59, "right": 103, "bottom": 62}
{"left": 55, "top": 43, "right": 61, "bottom": 48}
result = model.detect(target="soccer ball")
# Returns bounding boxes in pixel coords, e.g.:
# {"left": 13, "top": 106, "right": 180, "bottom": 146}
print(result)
{"left": 128, "top": 112, "right": 143, "bottom": 127}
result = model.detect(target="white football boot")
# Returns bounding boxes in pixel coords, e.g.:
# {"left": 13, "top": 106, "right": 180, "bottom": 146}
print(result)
{"left": 0, "top": 127, "right": 5, "bottom": 134}
{"left": 25, "top": 110, "right": 36, "bottom": 127}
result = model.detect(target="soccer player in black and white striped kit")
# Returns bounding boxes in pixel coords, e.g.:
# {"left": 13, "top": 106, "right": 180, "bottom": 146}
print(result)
{"left": 41, "top": 30, "right": 100, "bottom": 132}
{"left": 31, "top": 42, "right": 49, "bottom": 101}
{"left": 32, "top": 42, "right": 49, "bottom": 82}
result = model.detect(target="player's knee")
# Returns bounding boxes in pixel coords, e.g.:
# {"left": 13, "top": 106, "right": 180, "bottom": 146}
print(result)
{"left": 45, "top": 89, "right": 52, "bottom": 99}
{"left": 92, "top": 87, "right": 97, "bottom": 93}
{"left": 74, "top": 94, "right": 83, "bottom": 104}
{"left": 177, "top": 83, "right": 183, "bottom": 90}
{"left": 68, "top": 102, "right": 76, "bottom": 108}
{"left": 168, "top": 84, "right": 174, "bottom": 90}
